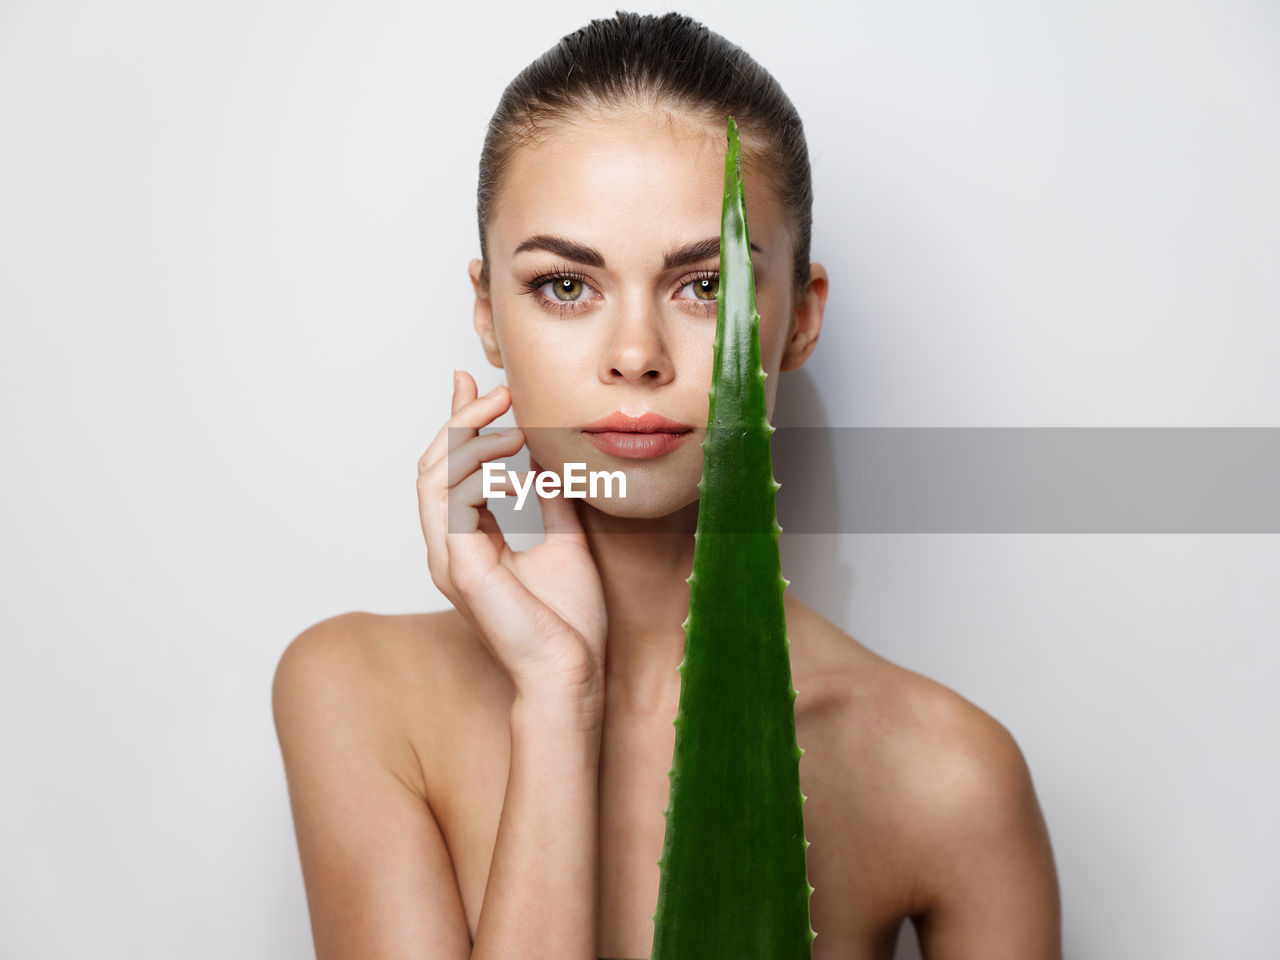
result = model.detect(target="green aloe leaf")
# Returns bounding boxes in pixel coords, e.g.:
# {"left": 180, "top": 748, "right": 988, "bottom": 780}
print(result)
{"left": 650, "top": 115, "right": 814, "bottom": 958}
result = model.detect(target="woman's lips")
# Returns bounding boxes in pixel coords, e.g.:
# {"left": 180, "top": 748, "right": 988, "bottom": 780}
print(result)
{"left": 581, "top": 411, "right": 695, "bottom": 460}
{"left": 584, "top": 430, "right": 691, "bottom": 459}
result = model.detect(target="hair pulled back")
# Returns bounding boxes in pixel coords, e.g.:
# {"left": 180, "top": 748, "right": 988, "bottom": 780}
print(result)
{"left": 476, "top": 10, "right": 813, "bottom": 303}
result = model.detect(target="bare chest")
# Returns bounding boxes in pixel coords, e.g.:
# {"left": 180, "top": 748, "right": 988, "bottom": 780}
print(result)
{"left": 424, "top": 681, "right": 910, "bottom": 959}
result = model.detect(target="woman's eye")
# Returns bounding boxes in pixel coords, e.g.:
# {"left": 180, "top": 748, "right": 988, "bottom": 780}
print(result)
{"left": 526, "top": 274, "right": 600, "bottom": 314}
{"left": 548, "top": 276, "right": 587, "bottom": 302}
{"left": 680, "top": 274, "right": 719, "bottom": 302}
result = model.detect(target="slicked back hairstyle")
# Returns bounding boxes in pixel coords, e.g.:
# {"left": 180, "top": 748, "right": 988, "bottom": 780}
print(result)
{"left": 476, "top": 10, "right": 813, "bottom": 304}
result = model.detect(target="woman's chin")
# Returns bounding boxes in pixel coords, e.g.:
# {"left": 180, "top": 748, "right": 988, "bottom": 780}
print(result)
{"left": 577, "top": 490, "right": 700, "bottom": 526}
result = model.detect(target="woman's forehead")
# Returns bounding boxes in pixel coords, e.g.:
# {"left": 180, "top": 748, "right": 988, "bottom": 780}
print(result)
{"left": 489, "top": 109, "right": 786, "bottom": 264}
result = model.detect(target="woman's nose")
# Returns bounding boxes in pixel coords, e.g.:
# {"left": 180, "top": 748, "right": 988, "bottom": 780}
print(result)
{"left": 599, "top": 297, "right": 675, "bottom": 385}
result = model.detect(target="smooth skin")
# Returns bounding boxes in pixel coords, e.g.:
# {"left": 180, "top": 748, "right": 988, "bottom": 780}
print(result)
{"left": 273, "top": 106, "right": 1061, "bottom": 959}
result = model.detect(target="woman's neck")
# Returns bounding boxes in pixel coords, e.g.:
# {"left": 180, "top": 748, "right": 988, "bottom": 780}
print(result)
{"left": 579, "top": 500, "right": 698, "bottom": 720}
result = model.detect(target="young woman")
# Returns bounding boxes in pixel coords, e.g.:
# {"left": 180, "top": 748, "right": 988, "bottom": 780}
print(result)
{"left": 273, "top": 12, "right": 1062, "bottom": 959}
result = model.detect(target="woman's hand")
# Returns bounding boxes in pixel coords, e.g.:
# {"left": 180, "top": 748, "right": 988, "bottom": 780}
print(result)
{"left": 417, "top": 370, "right": 608, "bottom": 704}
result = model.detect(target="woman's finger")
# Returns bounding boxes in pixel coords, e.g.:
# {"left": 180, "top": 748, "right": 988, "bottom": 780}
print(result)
{"left": 476, "top": 505, "right": 510, "bottom": 558}
{"left": 417, "top": 465, "right": 454, "bottom": 588}
{"left": 421, "top": 423, "right": 521, "bottom": 597}
{"left": 420, "top": 394, "right": 509, "bottom": 586}
{"left": 447, "top": 464, "right": 523, "bottom": 533}
{"left": 452, "top": 369, "right": 476, "bottom": 415}
{"left": 430, "top": 429, "right": 523, "bottom": 544}
{"left": 418, "top": 378, "right": 511, "bottom": 477}
{"left": 444, "top": 427, "right": 524, "bottom": 488}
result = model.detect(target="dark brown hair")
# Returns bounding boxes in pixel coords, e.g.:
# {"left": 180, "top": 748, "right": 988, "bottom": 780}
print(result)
{"left": 476, "top": 10, "right": 813, "bottom": 303}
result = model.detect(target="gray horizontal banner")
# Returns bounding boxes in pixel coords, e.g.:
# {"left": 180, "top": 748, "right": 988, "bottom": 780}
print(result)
{"left": 447, "top": 427, "right": 1280, "bottom": 533}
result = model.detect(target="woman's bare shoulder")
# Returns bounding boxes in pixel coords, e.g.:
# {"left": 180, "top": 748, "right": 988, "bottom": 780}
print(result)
{"left": 276, "top": 607, "right": 503, "bottom": 684}
{"left": 275, "top": 610, "right": 449, "bottom": 700}
{"left": 272, "top": 610, "right": 510, "bottom": 793}
{"left": 786, "top": 591, "right": 1021, "bottom": 757}
{"left": 785, "top": 594, "right": 1046, "bottom": 909}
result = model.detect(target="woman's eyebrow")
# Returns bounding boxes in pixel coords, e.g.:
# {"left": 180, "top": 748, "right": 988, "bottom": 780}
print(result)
{"left": 663, "top": 236, "right": 766, "bottom": 270}
{"left": 512, "top": 234, "right": 764, "bottom": 269}
{"left": 513, "top": 234, "right": 605, "bottom": 266}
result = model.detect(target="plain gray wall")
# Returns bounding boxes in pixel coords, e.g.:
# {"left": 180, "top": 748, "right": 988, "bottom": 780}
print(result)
{"left": 1, "top": 1, "right": 1276, "bottom": 957}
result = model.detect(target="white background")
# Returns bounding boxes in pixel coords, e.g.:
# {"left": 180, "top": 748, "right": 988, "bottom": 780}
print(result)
{"left": 2, "top": 1, "right": 1277, "bottom": 957}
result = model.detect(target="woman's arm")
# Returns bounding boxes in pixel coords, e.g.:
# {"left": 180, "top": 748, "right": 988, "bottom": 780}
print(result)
{"left": 906, "top": 701, "right": 1062, "bottom": 960}
{"left": 273, "top": 615, "right": 474, "bottom": 959}
{"left": 473, "top": 687, "right": 603, "bottom": 959}
{"left": 273, "top": 615, "right": 605, "bottom": 960}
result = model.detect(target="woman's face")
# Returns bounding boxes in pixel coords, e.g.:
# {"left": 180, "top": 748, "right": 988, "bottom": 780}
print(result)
{"left": 469, "top": 106, "right": 824, "bottom": 519}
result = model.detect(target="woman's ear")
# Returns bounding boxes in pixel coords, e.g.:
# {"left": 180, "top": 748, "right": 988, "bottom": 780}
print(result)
{"left": 469, "top": 258, "right": 505, "bottom": 369}
{"left": 780, "top": 263, "right": 828, "bottom": 372}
